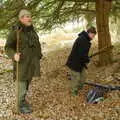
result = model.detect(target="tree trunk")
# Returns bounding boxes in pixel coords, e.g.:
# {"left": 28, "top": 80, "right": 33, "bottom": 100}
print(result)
{"left": 96, "top": 0, "right": 113, "bottom": 66}
{"left": 117, "top": 16, "right": 120, "bottom": 42}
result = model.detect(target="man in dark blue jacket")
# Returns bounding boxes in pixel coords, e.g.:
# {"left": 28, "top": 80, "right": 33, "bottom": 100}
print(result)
{"left": 66, "top": 27, "right": 96, "bottom": 96}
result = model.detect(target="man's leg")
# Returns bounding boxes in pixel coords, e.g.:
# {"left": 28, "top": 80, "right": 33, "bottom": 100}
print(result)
{"left": 13, "top": 61, "right": 16, "bottom": 81}
{"left": 69, "top": 70, "right": 81, "bottom": 96}
{"left": 18, "top": 62, "right": 32, "bottom": 114}
{"left": 19, "top": 83, "right": 32, "bottom": 114}
{"left": 26, "top": 60, "right": 35, "bottom": 90}
{"left": 78, "top": 68, "right": 86, "bottom": 89}
{"left": 18, "top": 80, "right": 27, "bottom": 103}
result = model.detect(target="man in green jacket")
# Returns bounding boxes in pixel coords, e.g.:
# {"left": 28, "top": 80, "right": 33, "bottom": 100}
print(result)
{"left": 5, "top": 9, "right": 42, "bottom": 114}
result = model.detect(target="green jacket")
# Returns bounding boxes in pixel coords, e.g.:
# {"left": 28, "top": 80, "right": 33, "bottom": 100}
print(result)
{"left": 5, "top": 22, "right": 42, "bottom": 77}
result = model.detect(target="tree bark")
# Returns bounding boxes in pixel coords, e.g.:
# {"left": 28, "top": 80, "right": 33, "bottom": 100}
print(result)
{"left": 96, "top": 0, "right": 113, "bottom": 66}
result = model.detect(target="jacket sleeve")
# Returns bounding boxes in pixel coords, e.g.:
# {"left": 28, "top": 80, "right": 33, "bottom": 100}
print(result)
{"left": 77, "top": 38, "right": 90, "bottom": 64}
{"left": 36, "top": 36, "right": 42, "bottom": 59}
{"left": 39, "top": 41, "right": 43, "bottom": 59}
{"left": 5, "top": 30, "right": 17, "bottom": 59}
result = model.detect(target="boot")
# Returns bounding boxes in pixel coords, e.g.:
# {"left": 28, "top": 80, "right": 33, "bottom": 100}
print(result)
{"left": 71, "top": 88, "right": 78, "bottom": 96}
{"left": 19, "top": 100, "right": 32, "bottom": 114}
{"left": 78, "top": 83, "right": 84, "bottom": 90}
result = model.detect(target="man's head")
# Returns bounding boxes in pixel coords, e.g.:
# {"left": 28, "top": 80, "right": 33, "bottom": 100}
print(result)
{"left": 19, "top": 9, "right": 32, "bottom": 26}
{"left": 87, "top": 27, "right": 97, "bottom": 40}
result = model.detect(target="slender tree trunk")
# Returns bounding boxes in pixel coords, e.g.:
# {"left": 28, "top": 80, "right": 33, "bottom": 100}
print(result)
{"left": 117, "top": 17, "right": 120, "bottom": 41}
{"left": 96, "top": 0, "right": 113, "bottom": 66}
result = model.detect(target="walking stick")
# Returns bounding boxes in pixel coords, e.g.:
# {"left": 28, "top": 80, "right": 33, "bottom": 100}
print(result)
{"left": 16, "top": 28, "right": 22, "bottom": 113}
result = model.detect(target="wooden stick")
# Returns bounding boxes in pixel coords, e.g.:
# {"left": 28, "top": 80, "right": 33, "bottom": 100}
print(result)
{"left": 89, "top": 45, "right": 114, "bottom": 58}
{"left": 16, "top": 28, "right": 22, "bottom": 113}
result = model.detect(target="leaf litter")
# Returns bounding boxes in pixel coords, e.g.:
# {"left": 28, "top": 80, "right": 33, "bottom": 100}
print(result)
{"left": 0, "top": 45, "right": 120, "bottom": 120}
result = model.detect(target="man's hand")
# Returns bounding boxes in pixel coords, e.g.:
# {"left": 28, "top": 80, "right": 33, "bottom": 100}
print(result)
{"left": 14, "top": 53, "right": 21, "bottom": 62}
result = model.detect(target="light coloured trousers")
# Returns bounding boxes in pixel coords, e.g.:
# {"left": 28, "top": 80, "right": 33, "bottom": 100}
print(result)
{"left": 69, "top": 69, "right": 86, "bottom": 91}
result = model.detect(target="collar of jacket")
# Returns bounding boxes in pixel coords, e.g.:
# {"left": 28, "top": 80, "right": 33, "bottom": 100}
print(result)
{"left": 78, "top": 31, "right": 91, "bottom": 41}
{"left": 15, "top": 21, "right": 34, "bottom": 32}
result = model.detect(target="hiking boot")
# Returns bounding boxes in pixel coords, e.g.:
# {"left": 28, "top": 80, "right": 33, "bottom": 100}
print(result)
{"left": 71, "top": 89, "right": 78, "bottom": 96}
{"left": 78, "top": 83, "right": 84, "bottom": 90}
{"left": 19, "top": 100, "right": 32, "bottom": 114}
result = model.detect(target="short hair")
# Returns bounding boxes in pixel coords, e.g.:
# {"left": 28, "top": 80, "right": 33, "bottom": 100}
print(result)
{"left": 87, "top": 26, "right": 97, "bottom": 34}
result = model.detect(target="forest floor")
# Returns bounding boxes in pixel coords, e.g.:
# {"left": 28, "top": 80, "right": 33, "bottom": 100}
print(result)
{"left": 0, "top": 40, "right": 120, "bottom": 120}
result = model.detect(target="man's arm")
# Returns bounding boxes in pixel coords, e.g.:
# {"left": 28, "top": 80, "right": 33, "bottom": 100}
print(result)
{"left": 39, "top": 42, "right": 43, "bottom": 59}
{"left": 5, "top": 30, "right": 17, "bottom": 59}
{"left": 78, "top": 38, "right": 90, "bottom": 64}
